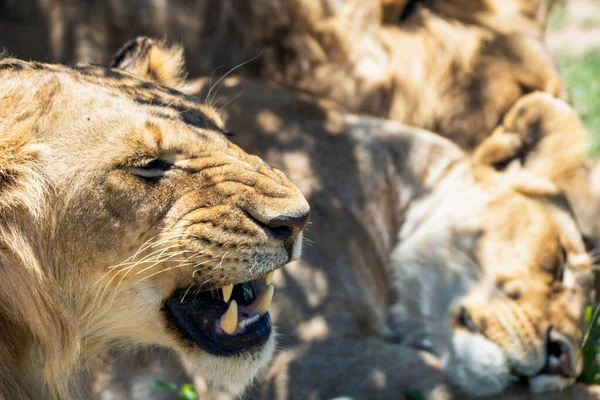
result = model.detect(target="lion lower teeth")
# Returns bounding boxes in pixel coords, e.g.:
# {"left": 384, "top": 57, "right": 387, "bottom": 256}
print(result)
{"left": 248, "top": 285, "right": 274, "bottom": 316}
{"left": 238, "top": 314, "right": 260, "bottom": 330}
{"left": 220, "top": 300, "right": 238, "bottom": 335}
{"left": 221, "top": 284, "right": 233, "bottom": 302}
{"left": 265, "top": 271, "right": 275, "bottom": 285}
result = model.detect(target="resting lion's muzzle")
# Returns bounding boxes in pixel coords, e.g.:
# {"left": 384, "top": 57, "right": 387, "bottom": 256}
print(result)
{"left": 536, "top": 327, "right": 575, "bottom": 377}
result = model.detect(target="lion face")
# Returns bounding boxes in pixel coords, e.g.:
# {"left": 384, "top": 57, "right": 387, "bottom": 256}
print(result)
{"left": 394, "top": 169, "right": 592, "bottom": 397}
{"left": 0, "top": 56, "right": 309, "bottom": 396}
{"left": 446, "top": 183, "right": 593, "bottom": 396}
{"left": 390, "top": 92, "right": 593, "bottom": 397}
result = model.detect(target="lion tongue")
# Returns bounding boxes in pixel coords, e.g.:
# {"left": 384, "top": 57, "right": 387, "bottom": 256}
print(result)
{"left": 547, "top": 353, "right": 572, "bottom": 376}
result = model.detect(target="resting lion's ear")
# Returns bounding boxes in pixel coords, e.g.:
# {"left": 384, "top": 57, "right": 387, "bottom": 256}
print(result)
{"left": 109, "top": 36, "right": 187, "bottom": 90}
{"left": 472, "top": 91, "right": 589, "bottom": 196}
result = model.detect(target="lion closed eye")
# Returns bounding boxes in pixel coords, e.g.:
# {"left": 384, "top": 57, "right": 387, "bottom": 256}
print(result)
{"left": 0, "top": 41, "right": 309, "bottom": 399}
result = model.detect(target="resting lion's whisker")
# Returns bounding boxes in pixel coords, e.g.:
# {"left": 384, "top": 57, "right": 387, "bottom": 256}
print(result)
{"left": 588, "top": 248, "right": 600, "bottom": 255}
{"left": 589, "top": 252, "right": 600, "bottom": 261}
{"left": 303, "top": 237, "right": 315, "bottom": 245}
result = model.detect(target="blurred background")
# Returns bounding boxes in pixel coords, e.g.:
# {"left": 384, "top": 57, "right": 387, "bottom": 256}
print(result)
{"left": 548, "top": 0, "right": 600, "bottom": 154}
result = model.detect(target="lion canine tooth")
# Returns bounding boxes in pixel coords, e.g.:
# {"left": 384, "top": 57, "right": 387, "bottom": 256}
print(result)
{"left": 249, "top": 285, "right": 274, "bottom": 316}
{"left": 220, "top": 300, "right": 238, "bottom": 335}
{"left": 291, "top": 231, "right": 303, "bottom": 261}
{"left": 265, "top": 271, "right": 275, "bottom": 285}
{"left": 222, "top": 284, "right": 233, "bottom": 302}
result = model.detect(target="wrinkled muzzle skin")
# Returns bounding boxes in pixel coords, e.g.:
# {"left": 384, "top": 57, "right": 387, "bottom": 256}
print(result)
{"left": 0, "top": 60, "right": 309, "bottom": 398}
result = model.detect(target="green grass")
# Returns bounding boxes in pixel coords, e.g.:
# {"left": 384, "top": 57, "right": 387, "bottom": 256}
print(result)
{"left": 556, "top": 48, "right": 600, "bottom": 156}
{"left": 152, "top": 380, "right": 199, "bottom": 400}
{"left": 579, "top": 305, "right": 600, "bottom": 385}
{"left": 548, "top": 3, "right": 569, "bottom": 30}
{"left": 558, "top": 48, "right": 600, "bottom": 388}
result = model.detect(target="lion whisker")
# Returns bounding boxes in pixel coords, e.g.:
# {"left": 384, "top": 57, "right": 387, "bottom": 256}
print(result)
{"left": 181, "top": 269, "right": 203, "bottom": 303}
{"left": 207, "top": 52, "right": 262, "bottom": 106}
{"left": 105, "top": 234, "right": 186, "bottom": 272}
{"left": 109, "top": 228, "right": 183, "bottom": 269}
{"left": 205, "top": 65, "right": 225, "bottom": 104}
{"left": 133, "top": 249, "right": 193, "bottom": 275}
{"left": 193, "top": 276, "right": 218, "bottom": 299}
{"left": 96, "top": 252, "right": 194, "bottom": 309}
{"left": 218, "top": 89, "right": 245, "bottom": 113}
{"left": 587, "top": 248, "right": 600, "bottom": 257}
{"left": 135, "top": 259, "right": 209, "bottom": 284}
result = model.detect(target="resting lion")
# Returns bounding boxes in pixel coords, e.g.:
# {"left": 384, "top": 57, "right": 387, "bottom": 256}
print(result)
{"left": 98, "top": 38, "right": 598, "bottom": 399}
{"left": 0, "top": 0, "right": 563, "bottom": 150}
{"left": 0, "top": 48, "right": 309, "bottom": 398}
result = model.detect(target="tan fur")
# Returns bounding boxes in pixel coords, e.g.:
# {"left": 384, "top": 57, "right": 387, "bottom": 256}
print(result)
{"left": 97, "top": 40, "right": 598, "bottom": 399}
{"left": 190, "top": 77, "right": 595, "bottom": 399}
{"left": 108, "top": 37, "right": 188, "bottom": 91}
{"left": 0, "top": 0, "right": 562, "bottom": 150}
{"left": 0, "top": 54, "right": 309, "bottom": 398}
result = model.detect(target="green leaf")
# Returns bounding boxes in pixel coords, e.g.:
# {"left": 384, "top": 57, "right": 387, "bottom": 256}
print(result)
{"left": 404, "top": 389, "right": 425, "bottom": 400}
{"left": 178, "top": 383, "right": 199, "bottom": 400}
{"left": 151, "top": 380, "right": 178, "bottom": 391}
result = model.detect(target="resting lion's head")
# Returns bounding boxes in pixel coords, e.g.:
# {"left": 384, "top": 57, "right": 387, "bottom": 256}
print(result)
{"left": 0, "top": 40, "right": 309, "bottom": 398}
{"left": 389, "top": 92, "right": 594, "bottom": 397}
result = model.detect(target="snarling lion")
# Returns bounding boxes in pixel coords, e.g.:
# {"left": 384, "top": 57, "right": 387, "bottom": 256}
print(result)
{"left": 97, "top": 38, "right": 598, "bottom": 399}
{"left": 0, "top": 45, "right": 309, "bottom": 399}
{"left": 0, "top": 0, "right": 563, "bottom": 150}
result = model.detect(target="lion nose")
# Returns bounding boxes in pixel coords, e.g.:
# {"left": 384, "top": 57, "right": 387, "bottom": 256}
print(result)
{"left": 251, "top": 208, "right": 310, "bottom": 242}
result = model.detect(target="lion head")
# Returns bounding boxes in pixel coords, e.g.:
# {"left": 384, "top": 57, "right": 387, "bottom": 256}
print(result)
{"left": 380, "top": 93, "right": 593, "bottom": 396}
{"left": 389, "top": 92, "right": 594, "bottom": 396}
{"left": 0, "top": 40, "right": 309, "bottom": 398}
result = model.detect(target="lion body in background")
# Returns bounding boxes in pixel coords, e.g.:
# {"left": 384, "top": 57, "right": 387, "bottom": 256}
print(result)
{"left": 0, "top": 0, "right": 563, "bottom": 150}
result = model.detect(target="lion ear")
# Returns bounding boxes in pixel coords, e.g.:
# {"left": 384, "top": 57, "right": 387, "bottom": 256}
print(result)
{"left": 0, "top": 140, "right": 49, "bottom": 219}
{"left": 109, "top": 36, "right": 187, "bottom": 90}
{"left": 472, "top": 91, "right": 589, "bottom": 196}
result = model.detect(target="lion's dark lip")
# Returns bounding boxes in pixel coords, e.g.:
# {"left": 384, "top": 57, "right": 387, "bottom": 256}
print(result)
{"left": 537, "top": 334, "right": 574, "bottom": 377}
{"left": 162, "top": 282, "right": 272, "bottom": 356}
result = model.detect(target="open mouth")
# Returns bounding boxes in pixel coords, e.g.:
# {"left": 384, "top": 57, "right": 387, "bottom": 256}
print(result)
{"left": 537, "top": 329, "right": 574, "bottom": 377}
{"left": 163, "top": 271, "right": 276, "bottom": 356}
